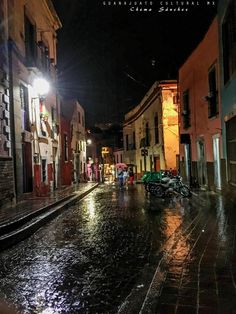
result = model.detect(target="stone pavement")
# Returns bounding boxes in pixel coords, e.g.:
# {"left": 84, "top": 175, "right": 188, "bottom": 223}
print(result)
{"left": 139, "top": 191, "right": 236, "bottom": 314}
{"left": 0, "top": 182, "right": 98, "bottom": 250}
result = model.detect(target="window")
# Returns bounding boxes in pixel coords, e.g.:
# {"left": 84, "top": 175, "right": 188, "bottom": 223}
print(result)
{"left": 222, "top": 0, "right": 236, "bottom": 84}
{"left": 182, "top": 90, "right": 190, "bottom": 129}
{"left": 51, "top": 107, "right": 57, "bottom": 139}
{"left": 132, "top": 131, "right": 136, "bottom": 149}
{"left": 145, "top": 122, "right": 150, "bottom": 146}
{"left": 208, "top": 66, "right": 218, "bottom": 118}
{"left": 126, "top": 134, "right": 129, "bottom": 151}
{"left": 154, "top": 114, "right": 159, "bottom": 144}
{"left": 64, "top": 134, "right": 68, "bottom": 161}
{"left": 78, "top": 112, "right": 81, "bottom": 123}
{"left": 41, "top": 159, "right": 47, "bottom": 183}
{"left": 39, "top": 42, "right": 50, "bottom": 73}
{"left": 20, "top": 84, "right": 30, "bottom": 131}
{"left": 120, "top": 154, "right": 123, "bottom": 163}
{"left": 24, "top": 13, "right": 36, "bottom": 66}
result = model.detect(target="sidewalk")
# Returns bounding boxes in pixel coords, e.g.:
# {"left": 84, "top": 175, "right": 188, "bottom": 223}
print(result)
{"left": 139, "top": 191, "right": 236, "bottom": 314}
{"left": 0, "top": 182, "right": 98, "bottom": 251}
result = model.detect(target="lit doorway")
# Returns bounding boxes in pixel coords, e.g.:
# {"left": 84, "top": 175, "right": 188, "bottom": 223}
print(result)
{"left": 213, "top": 135, "right": 221, "bottom": 190}
{"left": 184, "top": 144, "right": 191, "bottom": 183}
{"left": 197, "top": 139, "right": 207, "bottom": 187}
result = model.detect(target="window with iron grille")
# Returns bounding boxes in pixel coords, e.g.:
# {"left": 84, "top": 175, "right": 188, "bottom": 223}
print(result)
{"left": 40, "top": 43, "right": 50, "bottom": 73}
{"left": 222, "top": 0, "right": 236, "bottom": 84}
{"left": 20, "top": 84, "right": 30, "bottom": 131}
{"left": 132, "top": 131, "right": 136, "bottom": 149}
{"left": 208, "top": 66, "right": 218, "bottom": 118}
{"left": 182, "top": 90, "right": 190, "bottom": 129}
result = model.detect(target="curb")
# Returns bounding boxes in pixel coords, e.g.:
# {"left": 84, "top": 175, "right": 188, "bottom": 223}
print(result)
{"left": 0, "top": 183, "right": 98, "bottom": 251}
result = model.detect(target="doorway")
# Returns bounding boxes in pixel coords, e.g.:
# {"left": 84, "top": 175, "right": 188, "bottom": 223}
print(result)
{"left": 154, "top": 155, "right": 161, "bottom": 171}
{"left": 22, "top": 142, "right": 33, "bottom": 193}
{"left": 197, "top": 139, "right": 207, "bottom": 187}
{"left": 184, "top": 144, "right": 191, "bottom": 183}
{"left": 213, "top": 136, "right": 221, "bottom": 190}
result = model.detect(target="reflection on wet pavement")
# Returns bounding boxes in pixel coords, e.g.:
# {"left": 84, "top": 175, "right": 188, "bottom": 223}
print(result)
{"left": 0, "top": 185, "right": 236, "bottom": 313}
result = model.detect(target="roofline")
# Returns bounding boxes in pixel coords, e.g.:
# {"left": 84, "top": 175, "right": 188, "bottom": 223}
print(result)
{"left": 123, "top": 80, "right": 177, "bottom": 126}
{"left": 44, "top": 0, "right": 62, "bottom": 30}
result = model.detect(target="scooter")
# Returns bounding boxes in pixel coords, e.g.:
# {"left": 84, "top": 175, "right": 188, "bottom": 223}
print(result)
{"left": 151, "top": 175, "right": 191, "bottom": 198}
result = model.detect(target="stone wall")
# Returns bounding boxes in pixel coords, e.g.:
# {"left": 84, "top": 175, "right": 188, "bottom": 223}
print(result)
{"left": 0, "top": 157, "right": 15, "bottom": 206}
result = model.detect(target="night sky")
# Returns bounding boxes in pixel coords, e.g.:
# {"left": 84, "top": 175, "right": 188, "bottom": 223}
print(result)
{"left": 53, "top": 0, "right": 217, "bottom": 126}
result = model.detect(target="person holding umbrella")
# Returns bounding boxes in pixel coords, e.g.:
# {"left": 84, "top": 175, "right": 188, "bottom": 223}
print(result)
{"left": 117, "top": 166, "right": 124, "bottom": 189}
{"left": 123, "top": 168, "right": 129, "bottom": 189}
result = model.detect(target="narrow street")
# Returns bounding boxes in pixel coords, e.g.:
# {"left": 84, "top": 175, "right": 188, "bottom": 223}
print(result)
{"left": 0, "top": 184, "right": 235, "bottom": 313}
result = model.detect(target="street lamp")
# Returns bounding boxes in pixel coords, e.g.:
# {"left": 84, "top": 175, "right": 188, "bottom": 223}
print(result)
{"left": 87, "top": 139, "right": 92, "bottom": 145}
{"left": 33, "top": 78, "right": 50, "bottom": 96}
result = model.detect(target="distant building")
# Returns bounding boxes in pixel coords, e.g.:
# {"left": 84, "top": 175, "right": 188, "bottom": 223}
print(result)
{"left": 218, "top": 0, "right": 236, "bottom": 188}
{"left": 114, "top": 148, "right": 124, "bottom": 164}
{"left": 123, "top": 81, "right": 179, "bottom": 179}
{"left": 60, "top": 99, "right": 86, "bottom": 184}
{"left": 179, "top": 17, "right": 225, "bottom": 190}
{"left": 60, "top": 102, "right": 72, "bottom": 186}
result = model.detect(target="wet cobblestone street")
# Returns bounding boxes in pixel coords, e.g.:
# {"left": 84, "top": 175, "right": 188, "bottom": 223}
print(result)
{"left": 0, "top": 184, "right": 236, "bottom": 313}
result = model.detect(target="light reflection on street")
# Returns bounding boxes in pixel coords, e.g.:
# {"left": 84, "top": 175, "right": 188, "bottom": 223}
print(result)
{"left": 0, "top": 185, "right": 233, "bottom": 313}
{"left": 87, "top": 197, "right": 96, "bottom": 220}
{"left": 216, "top": 195, "right": 227, "bottom": 242}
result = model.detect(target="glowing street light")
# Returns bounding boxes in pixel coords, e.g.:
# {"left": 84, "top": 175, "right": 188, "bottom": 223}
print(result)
{"left": 33, "top": 78, "right": 50, "bottom": 96}
{"left": 87, "top": 139, "right": 92, "bottom": 145}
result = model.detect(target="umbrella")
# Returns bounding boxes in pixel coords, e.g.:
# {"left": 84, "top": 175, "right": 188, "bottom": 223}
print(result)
{"left": 115, "top": 163, "right": 127, "bottom": 169}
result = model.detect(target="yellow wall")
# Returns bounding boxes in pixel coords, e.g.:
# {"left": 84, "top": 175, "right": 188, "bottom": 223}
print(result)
{"left": 123, "top": 81, "right": 179, "bottom": 177}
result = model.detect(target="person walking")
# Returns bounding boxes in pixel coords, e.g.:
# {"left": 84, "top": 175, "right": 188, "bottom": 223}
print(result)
{"left": 128, "top": 167, "right": 134, "bottom": 185}
{"left": 123, "top": 168, "right": 129, "bottom": 189}
{"left": 117, "top": 166, "right": 124, "bottom": 189}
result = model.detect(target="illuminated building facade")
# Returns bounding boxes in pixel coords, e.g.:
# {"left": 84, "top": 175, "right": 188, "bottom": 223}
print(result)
{"left": 123, "top": 81, "right": 179, "bottom": 179}
{"left": 60, "top": 99, "right": 86, "bottom": 185}
{"left": 7, "top": 0, "right": 61, "bottom": 197}
{"left": 179, "top": 17, "right": 226, "bottom": 190}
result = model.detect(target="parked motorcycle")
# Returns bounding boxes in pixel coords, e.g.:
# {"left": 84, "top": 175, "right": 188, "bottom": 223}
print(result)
{"left": 151, "top": 175, "right": 191, "bottom": 198}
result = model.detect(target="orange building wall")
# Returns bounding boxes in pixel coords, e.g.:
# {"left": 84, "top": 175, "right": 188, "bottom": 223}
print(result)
{"left": 179, "top": 17, "right": 222, "bottom": 163}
